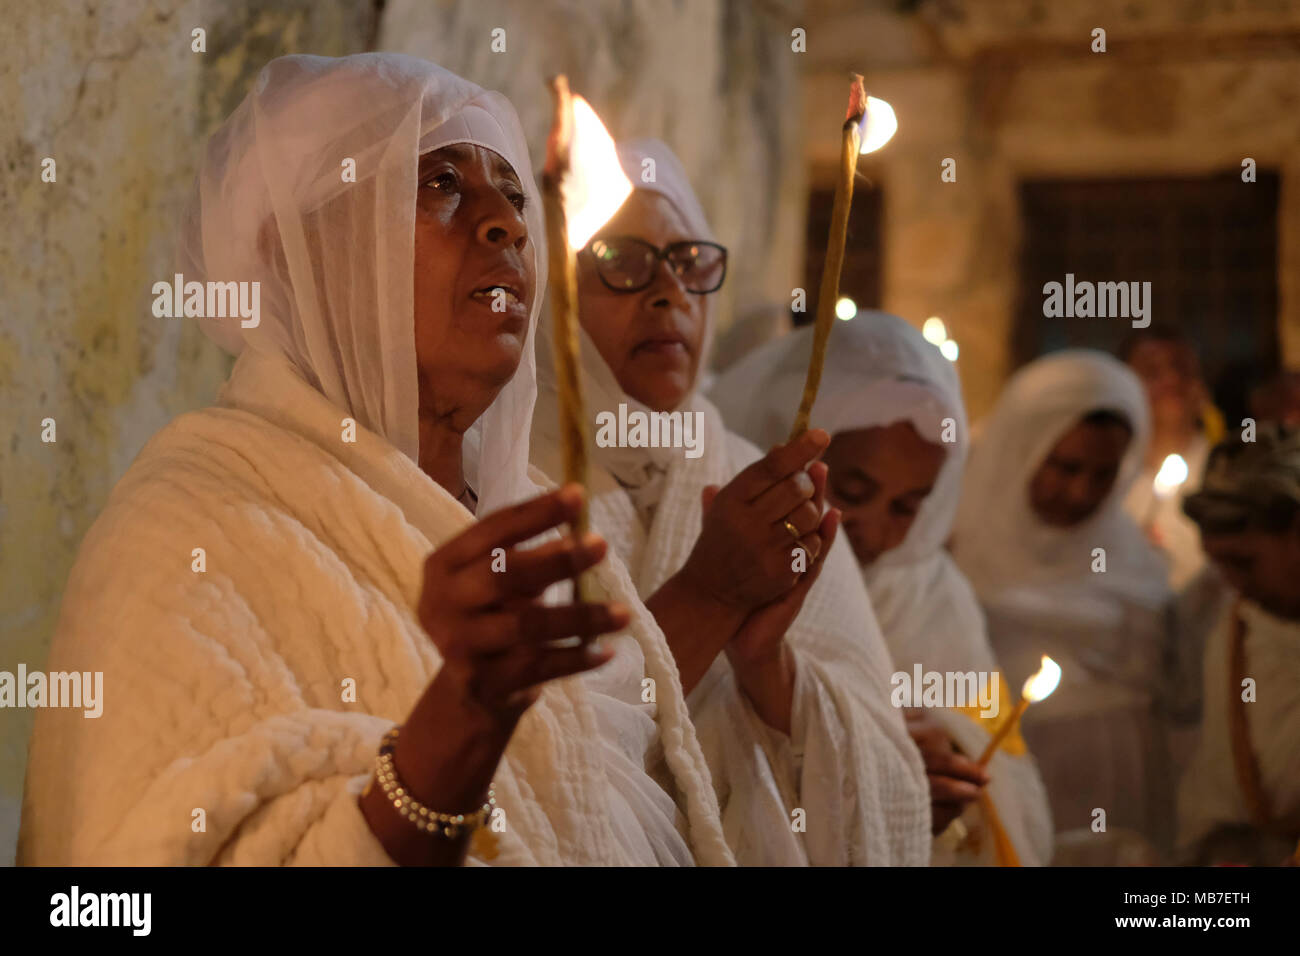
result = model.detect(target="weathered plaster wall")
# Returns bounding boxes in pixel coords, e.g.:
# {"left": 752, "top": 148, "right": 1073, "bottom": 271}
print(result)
{"left": 377, "top": 0, "right": 809, "bottom": 340}
{"left": 1, "top": 0, "right": 804, "bottom": 866}
{"left": 802, "top": 0, "right": 1300, "bottom": 418}
{"left": 0, "top": 0, "right": 377, "bottom": 865}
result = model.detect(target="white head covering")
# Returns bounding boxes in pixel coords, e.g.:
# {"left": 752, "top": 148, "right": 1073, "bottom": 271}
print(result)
{"left": 709, "top": 313, "right": 993, "bottom": 663}
{"left": 709, "top": 311, "right": 965, "bottom": 566}
{"left": 177, "top": 52, "right": 546, "bottom": 515}
{"left": 710, "top": 314, "right": 1057, "bottom": 865}
{"left": 951, "top": 350, "right": 1169, "bottom": 616}
{"left": 533, "top": 138, "right": 717, "bottom": 517}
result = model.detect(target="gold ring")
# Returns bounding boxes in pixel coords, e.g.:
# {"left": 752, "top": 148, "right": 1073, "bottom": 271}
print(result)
{"left": 782, "top": 519, "right": 801, "bottom": 541}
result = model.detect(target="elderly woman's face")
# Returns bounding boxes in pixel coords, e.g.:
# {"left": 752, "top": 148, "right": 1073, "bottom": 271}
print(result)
{"left": 576, "top": 190, "right": 708, "bottom": 411}
{"left": 412, "top": 144, "right": 536, "bottom": 424}
{"left": 822, "top": 422, "right": 946, "bottom": 566}
{"left": 1028, "top": 418, "right": 1131, "bottom": 527}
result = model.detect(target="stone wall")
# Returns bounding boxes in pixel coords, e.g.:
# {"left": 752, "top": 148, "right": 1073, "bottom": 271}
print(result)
{"left": 0, "top": 0, "right": 378, "bottom": 865}
{"left": 801, "top": 0, "right": 1300, "bottom": 417}
{"left": 377, "top": 0, "right": 808, "bottom": 340}
{"left": 0, "top": 0, "right": 804, "bottom": 864}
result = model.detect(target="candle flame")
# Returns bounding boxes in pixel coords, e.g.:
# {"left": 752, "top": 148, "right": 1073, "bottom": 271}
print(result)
{"left": 1021, "top": 655, "right": 1061, "bottom": 703}
{"left": 857, "top": 96, "right": 898, "bottom": 154}
{"left": 1153, "top": 453, "right": 1189, "bottom": 498}
{"left": 561, "top": 95, "right": 632, "bottom": 250}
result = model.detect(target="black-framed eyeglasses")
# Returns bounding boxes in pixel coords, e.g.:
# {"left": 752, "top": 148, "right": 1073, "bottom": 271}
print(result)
{"left": 584, "top": 236, "right": 728, "bottom": 294}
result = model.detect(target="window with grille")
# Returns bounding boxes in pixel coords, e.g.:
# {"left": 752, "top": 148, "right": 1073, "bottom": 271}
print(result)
{"left": 800, "top": 180, "right": 883, "bottom": 326}
{"left": 1014, "top": 173, "right": 1279, "bottom": 397}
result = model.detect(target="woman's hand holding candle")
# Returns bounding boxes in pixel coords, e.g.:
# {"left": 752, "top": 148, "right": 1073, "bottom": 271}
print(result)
{"left": 645, "top": 429, "right": 832, "bottom": 697}
{"left": 359, "top": 484, "right": 625, "bottom": 866}
{"left": 905, "top": 710, "right": 990, "bottom": 834}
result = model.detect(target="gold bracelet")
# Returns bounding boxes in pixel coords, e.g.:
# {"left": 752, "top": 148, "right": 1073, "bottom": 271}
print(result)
{"left": 374, "top": 726, "right": 496, "bottom": 839}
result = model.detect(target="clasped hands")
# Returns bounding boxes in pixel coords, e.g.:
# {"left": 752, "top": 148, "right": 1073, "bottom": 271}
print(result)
{"left": 658, "top": 428, "right": 841, "bottom": 733}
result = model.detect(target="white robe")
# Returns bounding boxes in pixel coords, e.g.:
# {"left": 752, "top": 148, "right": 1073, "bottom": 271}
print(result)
{"left": 17, "top": 350, "right": 735, "bottom": 867}
{"left": 869, "top": 554, "right": 1055, "bottom": 866}
{"left": 951, "top": 351, "right": 1176, "bottom": 855}
{"left": 710, "top": 312, "right": 1054, "bottom": 866}
{"left": 534, "top": 398, "right": 932, "bottom": 866}
{"left": 1177, "top": 598, "right": 1300, "bottom": 864}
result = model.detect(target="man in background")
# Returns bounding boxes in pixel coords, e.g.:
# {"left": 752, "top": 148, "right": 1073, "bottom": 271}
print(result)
{"left": 1177, "top": 424, "right": 1300, "bottom": 865}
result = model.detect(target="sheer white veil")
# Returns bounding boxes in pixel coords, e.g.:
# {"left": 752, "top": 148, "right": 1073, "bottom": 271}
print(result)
{"left": 177, "top": 52, "right": 547, "bottom": 515}
{"left": 709, "top": 311, "right": 966, "bottom": 567}
{"left": 951, "top": 350, "right": 1169, "bottom": 615}
{"left": 708, "top": 313, "right": 997, "bottom": 667}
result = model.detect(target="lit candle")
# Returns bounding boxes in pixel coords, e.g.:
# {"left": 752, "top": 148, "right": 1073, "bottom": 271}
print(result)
{"left": 1153, "top": 453, "right": 1190, "bottom": 499}
{"left": 977, "top": 656, "right": 1061, "bottom": 768}
{"left": 540, "top": 76, "right": 632, "bottom": 600}
{"left": 789, "top": 76, "right": 897, "bottom": 439}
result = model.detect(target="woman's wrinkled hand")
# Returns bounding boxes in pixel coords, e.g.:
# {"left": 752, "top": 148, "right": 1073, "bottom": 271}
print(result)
{"left": 677, "top": 429, "right": 831, "bottom": 612}
{"left": 724, "top": 507, "right": 840, "bottom": 735}
{"left": 904, "top": 709, "right": 990, "bottom": 834}
{"left": 416, "top": 484, "right": 628, "bottom": 723}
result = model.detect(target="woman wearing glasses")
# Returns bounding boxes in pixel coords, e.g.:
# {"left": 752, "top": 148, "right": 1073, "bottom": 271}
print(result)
{"left": 531, "top": 140, "right": 930, "bottom": 866}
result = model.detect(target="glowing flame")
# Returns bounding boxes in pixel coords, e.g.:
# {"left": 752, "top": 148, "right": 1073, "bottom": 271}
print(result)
{"left": 857, "top": 96, "right": 898, "bottom": 154}
{"left": 939, "top": 339, "right": 959, "bottom": 362}
{"left": 1153, "top": 453, "right": 1189, "bottom": 498}
{"left": 922, "top": 317, "right": 947, "bottom": 344}
{"left": 1021, "top": 656, "right": 1061, "bottom": 703}
{"left": 836, "top": 297, "right": 858, "bottom": 320}
{"left": 563, "top": 96, "right": 633, "bottom": 250}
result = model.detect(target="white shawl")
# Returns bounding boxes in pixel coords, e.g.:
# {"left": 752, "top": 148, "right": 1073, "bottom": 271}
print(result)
{"left": 533, "top": 145, "right": 930, "bottom": 866}
{"left": 951, "top": 350, "right": 1174, "bottom": 846}
{"left": 1177, "top": 599, "right": 1300, "bottom": 863}
{"left": 710, "top": 314, "right": 1054, "bottom": 866}
{"left": 18, "top": 350, "right": 733, "bottom": 865}
{"left": 18, "top": 54, "right": 733, "bottom": 867}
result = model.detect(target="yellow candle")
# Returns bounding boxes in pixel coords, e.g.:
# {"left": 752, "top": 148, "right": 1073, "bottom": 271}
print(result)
{"left": 977, "top": 656, "right": 1062, "bottom": 768}
{"left": 540, "top": 76, "right": 631, "bottom": 601}
{"left": 789, "top": 74, "right": 866, "bottom": 441}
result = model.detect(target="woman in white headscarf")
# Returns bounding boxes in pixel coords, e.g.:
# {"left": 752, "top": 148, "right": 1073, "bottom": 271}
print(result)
{"left": 711, "top": 312, "right": 1054, "bottom": 866}
{"left": 19, "top": 54, "right": 735, "bottom": 867}
{"left": 531, "top": 140, "right": 930, "bottom": 866}
{"left": 949, "top": 350, "right": 1175, "bottom": 858}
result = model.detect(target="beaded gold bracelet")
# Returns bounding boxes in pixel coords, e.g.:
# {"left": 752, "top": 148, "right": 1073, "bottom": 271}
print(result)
{"left": 374, "top": 726, "right": 496, "bottom": 843}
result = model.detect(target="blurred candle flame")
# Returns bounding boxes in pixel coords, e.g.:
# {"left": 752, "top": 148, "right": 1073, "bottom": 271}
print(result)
{"left": 856, "top": 96, "right": 898, "bottom": 154}
{"left": 1153, "top": 453, "right": 1189, "bottom": 499}
{"left": 1022, "top": 655, "right": 1061, "bottom": 703}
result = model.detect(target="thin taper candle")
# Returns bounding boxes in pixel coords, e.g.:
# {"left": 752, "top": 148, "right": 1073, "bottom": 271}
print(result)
{"left": 976, "top": 698, "right": 1029, "bottom": 768}
{"left": 789, "top": 73, "right": 866, "bottom": 440}
{"left": 541, "top": 74, "right": 590, "bottom": 601}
